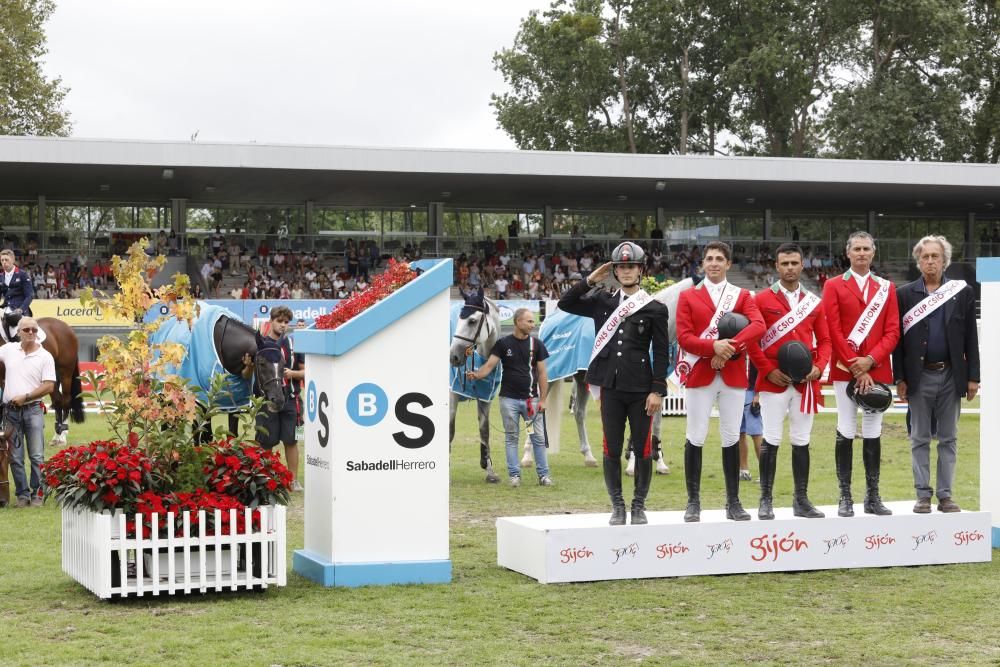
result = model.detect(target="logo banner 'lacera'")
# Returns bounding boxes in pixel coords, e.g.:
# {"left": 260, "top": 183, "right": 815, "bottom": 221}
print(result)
{"left": 32, "top": 299, "right": 132, "bottom": 327}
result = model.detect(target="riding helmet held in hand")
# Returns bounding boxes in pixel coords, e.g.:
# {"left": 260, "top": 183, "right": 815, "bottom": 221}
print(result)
{"left": 777, "top": 340, "right": 813, "bottom": 383}
{"left": 716, "top": 311, "right": 750, "bottom": 339}
{"left": 846, "top": 378, "right": 893, "bottom": 413}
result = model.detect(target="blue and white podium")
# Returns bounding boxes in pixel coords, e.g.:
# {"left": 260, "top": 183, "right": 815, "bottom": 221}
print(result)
{"left": 292, "top": 259, "right": 453, "bottom": 586}
{"left": 976, "top": 258, "right": 1000, "bottom": 547}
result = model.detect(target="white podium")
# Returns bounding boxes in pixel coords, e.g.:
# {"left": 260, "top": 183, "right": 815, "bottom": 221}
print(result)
{"left": 292, "top": 259, "right": 452, "bottom": 587}
{"left": 497, "top": 503, "right": 992, "bottom": 583}
{"left": 976, "top": 258, "right": 1000, "bottom": 548}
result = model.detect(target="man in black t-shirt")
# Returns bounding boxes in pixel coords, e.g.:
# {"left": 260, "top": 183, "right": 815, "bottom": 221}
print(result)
{"left": 467, "top": 308, "right": 552, "bottom": 487}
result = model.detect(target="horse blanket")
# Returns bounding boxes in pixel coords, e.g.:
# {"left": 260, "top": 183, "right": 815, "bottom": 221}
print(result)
{"left": 150, "top": 302, "right": 252, "bottom": 411}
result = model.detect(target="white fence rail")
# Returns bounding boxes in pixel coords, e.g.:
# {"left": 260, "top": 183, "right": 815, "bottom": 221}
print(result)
{"left": 62, "top": 505, "right": 287, "bottom": 599}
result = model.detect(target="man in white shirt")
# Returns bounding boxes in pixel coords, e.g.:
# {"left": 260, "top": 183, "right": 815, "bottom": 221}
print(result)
{"left": 0, "top": 317, "right": 56, "bottom": 507}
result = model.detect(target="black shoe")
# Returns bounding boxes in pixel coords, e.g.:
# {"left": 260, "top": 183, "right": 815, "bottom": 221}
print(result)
{"left": 683, "top": 441, "right": 702, "bottom": 522}
{"left": 757, "top": 441, "right": 777, "bottom": 520}
{"left": 862, "top": 437, "right": 892, "bottom": 516}
{"left": 835, "top": 432, "right": 854, "bottom": 517}
{"left": 604, "top": 456, "right": 627, "bottom": 526}
{"left": 630, "top": 456, "right": 652, "bottom": 525}
{"left": 791, "top": 444, "right": 825, "bottom": 518}
{"left": 722, "top": 443, "right": 751, "bottom": 521}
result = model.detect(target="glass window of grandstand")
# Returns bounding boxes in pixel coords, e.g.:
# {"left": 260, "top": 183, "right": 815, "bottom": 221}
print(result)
{"left": 187, "top": 206, "right": 304, "bottom": 257}
{"left": 41, "top": 204, "right": 172, "bottom": 257}
{"left": 313, "top": 207, "right": 428, "bottom": 257}
{"left": 442, "top": 210, "right": 541, "bottom": 258}
{"left": 876, "top": 217, "right": 966, "bottom": 265}
{"left": 0, "top": 203, "right": 37, "bottom": 258}
{"left": 976, "top": 219, "right": 1000, "bottom": 258}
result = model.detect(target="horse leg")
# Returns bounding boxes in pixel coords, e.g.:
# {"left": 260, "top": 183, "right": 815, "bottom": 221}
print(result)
{"left": 477, "top": 400, "right": 498, "bottom": 483}
{"left": 520, "top": 433, "right": 535, "bottom": 468}
{"left": 574, "top": 374, "right": 597, "bottom": 467}
{"left": 448, "top": 393, "right": 459, "bottom": 453}
{"left": 0, "top": 442, "right": 10, "bottom": 507}
{"left": 652, "top": 408, "right": 669, "bottom": 474}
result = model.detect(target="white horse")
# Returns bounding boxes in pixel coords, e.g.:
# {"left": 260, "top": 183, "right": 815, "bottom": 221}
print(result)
{"left": 448, "top": 288, "right": 502, "bottom": 483}
{"left": 521, "top": 277, "right": 696, "bottom": 475}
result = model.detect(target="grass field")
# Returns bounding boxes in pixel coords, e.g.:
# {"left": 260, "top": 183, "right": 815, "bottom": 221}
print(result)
{"left": 1, "top": 398, "right": 997, "bottom": 666}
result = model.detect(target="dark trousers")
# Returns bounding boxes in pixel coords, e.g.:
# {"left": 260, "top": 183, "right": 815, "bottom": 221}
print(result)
{"left": 600, "top": 388, "right": 654, "bottom": 459}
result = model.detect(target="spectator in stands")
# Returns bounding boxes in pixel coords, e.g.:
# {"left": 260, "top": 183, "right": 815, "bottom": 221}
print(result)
{"left": 200, "top": 257, "right": 213, "bottom": 288}
{"left": 257, "top": 238, "right": 271, "bottom": 267}
{"left": 210, "top": 228, "right": 225, "bottom": 256}
{"left": 650, "top": 224, "right": 663, "bottom": 251}
{"left": 192, "top": 284, "right": 204, "bottom": 299}
{"left": 495, "top": 275, "right": 509, "bottom": 299}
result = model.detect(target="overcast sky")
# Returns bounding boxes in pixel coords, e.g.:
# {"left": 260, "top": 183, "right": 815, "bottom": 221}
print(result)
{"left": 43, "top": 0, "right": 550, "bottom": 149}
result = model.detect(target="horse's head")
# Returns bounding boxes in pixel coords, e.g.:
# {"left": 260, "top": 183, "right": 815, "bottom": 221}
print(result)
{"left": 253, "top": 334, "right": 286, "bottom": 412}
{"left": 449, "top": 287, "right": 499, "bottom": 366}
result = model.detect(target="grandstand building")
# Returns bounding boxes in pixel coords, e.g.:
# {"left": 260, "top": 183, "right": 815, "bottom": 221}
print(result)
{"left": 1, "top": 135, "right": 996, "bottom": 356}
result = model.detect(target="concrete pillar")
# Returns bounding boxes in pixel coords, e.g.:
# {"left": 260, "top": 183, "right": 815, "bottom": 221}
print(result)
{"left": 866, "top": 211, "right": 876, "bottom": 234}
{"left": 305, "top": 200, "right": 315, "bottom": 251}
{"left": 172, "top": 198, "right": 187, "bottom": 251}
{"left": 37, "top": 195, "right": 46, "bottom": 232}
{"left": 763, "top": 209, "right": 772, "bottom": 241}
{"left": 543, "top": 205, "right": 554, "bottom": 239}
{"left": 428, "top": 202, "right": 444, "bottom": 255}
{"left": 967, "top": 212, "right": 976, "bottom": 259}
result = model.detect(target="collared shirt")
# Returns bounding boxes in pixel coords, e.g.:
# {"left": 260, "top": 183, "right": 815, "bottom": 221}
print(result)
{"left": 0, "top": 342, "right": 56, "bottom": 402}
{"left": 920, "top": 277, "right": 950, "bottom": 363}
{"left": 3, "top": 269, "right": 13, "bottom": 286}
{"left": 849, "top": 269, "right": 871, "bottom": 297}
{"left": 780, "top": 284, "right": 801, "bottom": 309}
{"left": 705, "top": 278, "right": 728, "bottom": 307}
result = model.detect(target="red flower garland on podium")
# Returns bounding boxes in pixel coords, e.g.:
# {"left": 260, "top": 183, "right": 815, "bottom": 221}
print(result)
{"left": 314, "top": 259, "right": 417, "bottom": 330}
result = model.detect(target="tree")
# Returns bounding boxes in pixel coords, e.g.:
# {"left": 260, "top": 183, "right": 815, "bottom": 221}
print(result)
{"left": 0, "top": 0, "right": 71, "bottom": 136}
{"left": 822, "top": 0, "right": 971, "bottom": 160}
{"left": 963, "top": 0, "right": 1000, "bottom": 162}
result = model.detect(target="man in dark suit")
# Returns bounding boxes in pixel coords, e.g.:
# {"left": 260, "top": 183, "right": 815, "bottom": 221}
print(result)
{"left": 893, "top": 235, "right": 979, "bottom": 513}
{"left": 559, "top": 241, "right": 670, "bottom": 526}
{"left": 0, "top": 249, "right": 35, "bottom": 342}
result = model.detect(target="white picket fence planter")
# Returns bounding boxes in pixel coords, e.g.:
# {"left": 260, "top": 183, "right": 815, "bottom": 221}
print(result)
{"left": 62, "top": 505, "right": 287, "bottom": 599}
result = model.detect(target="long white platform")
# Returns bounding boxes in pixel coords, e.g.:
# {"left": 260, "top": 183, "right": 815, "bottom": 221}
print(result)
{"left": 496, "top": 502, "right": 992, "bottom": 583}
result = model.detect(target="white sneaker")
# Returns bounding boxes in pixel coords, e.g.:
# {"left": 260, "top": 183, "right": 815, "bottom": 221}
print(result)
{"left": 538, "top": 475, "right": 554, "bottom": 487}
{"left": 292, "top": 480, "right": 304, "bottom": 492}
{"left": 739, "top": 470, "right": 752, "bottom": 482}
{"left": 510, "top": 476, "right": 521, "bottom": 488}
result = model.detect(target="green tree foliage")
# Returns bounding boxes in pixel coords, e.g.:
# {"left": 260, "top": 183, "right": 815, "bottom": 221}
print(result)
{"left": 0, "top": 0, "right": 71, "bottom": 136}
{"left": 494, "top": 0, "right": 1000, "bottom": 162}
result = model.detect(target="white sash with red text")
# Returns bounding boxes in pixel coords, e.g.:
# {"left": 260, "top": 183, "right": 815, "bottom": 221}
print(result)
{"left": 846, "top": 276, "right": 891, "bottom": 353}
{"left": 587, "top": 289, "right": 653, "bottom": 399}
{"left": 760, "top": 290, "right": 824, "bottom": 413}
{"left": 902, "top": 280, "right": 966, "bottom": 335}
{"left": 674, "top": 283, "right": 741, "bottom": 386}
{"left": 760, "top": 290, "right": 821, "bottom": 352}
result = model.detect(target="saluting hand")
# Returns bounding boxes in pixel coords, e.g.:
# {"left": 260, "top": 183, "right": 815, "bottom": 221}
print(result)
{"left": 586, "top": 262, "right": 613, "bottom": 286}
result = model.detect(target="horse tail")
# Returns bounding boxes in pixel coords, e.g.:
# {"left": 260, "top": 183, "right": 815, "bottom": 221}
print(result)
{"left": 70, "top": 361, "right": 85, "bottom": 424}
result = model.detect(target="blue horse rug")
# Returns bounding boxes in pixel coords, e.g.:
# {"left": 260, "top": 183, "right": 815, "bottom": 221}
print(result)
{"left": 150, "top": 301, "right": 252, "bottom": 411}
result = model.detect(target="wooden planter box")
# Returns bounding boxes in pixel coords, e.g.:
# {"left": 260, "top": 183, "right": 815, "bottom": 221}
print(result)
{"left": 61, "top": 505, "right": 287, "bottom": 599}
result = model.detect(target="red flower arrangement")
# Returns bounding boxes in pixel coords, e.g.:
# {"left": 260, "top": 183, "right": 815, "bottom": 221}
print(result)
{"left": 315, "top": 259, "right": 417, "bottom": 330}
{"left": 126, "top": 489, "right": 262, "bottom": 538}
{"left": 43, "top": 438, "right": 159, "bottom": 514}
{"left": 203, "top": 439, "right": 293, "bottom": 508}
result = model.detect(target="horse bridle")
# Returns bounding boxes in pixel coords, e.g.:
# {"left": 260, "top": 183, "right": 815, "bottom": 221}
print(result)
{"left": 222, "top": 317, "right": 283, "bottom": 404}
{"left": 453, "top": 303, "right": 495, "bottom": 390}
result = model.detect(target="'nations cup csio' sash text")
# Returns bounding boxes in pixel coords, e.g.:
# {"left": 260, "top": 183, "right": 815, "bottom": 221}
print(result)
{"left": 589, "top": 289, "right": 654, "bottom": 364}
{"left": 846, "top": 277, "right": 891, "bottom": 353}
{"left": 674, "top": 283, "right": 741, "bottom": 386}
{"left": 759, "top": 290, "right": 823, "bottom": 413}
{"left": 901, "top": 280, "right": 966, "bottom": 335}
{"left": 588, "top": 289, "right": 654, "bottom": 399}
{"left": 759, "top": 290, "right": 821, "bottom": 351}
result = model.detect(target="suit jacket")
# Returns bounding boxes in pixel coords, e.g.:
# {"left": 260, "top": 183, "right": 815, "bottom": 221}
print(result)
{"left": 557, "top": 280, "right": 670, "bottom": 394}
{"left": 748, "top": 284, "right": 831, "bottom": 394}
{"left": 822, "top": 271, "right": 899, "bottom": 384}
{"left": 0, "top": 267, "right": 34, "bottom": 314}
{"left": 676, "top": 281, "right": 765, "bottom": 389}
{"left": 892, "top": 277, "right": 979, "bottom": 395}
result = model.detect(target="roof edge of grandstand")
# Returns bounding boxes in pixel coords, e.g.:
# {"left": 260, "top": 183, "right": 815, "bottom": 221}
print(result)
{"left": 2, "top": 135, "right": 997, "bottom": 188}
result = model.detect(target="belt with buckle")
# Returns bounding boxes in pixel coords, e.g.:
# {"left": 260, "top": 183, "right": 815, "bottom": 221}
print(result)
{"left": 923, "top": 361, "right": 949, "bottom": 370}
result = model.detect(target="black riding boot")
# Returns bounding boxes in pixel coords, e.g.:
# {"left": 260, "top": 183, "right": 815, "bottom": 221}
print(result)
{"left": 757, "top": 441, "right": 777, "bottom": 520}
{"left": 862, "top": 437, "right": 892, "bottom": 515}
{"left": 722, "top": 443, "right": 751, "bottom": 521}
{"left": 604, "top": 456, "right": 627, "bottom": 526}
{"left": 631, "top": 456, "right": 653, "bottom": 525}
{"left": 791, "top": 444, "right": 824, "bottom": 518}
{"left": 683, "top": 441, "right": 702, "bottom": 522}
{"left": 835, "top": 432, "right": 854, "bottom": 517}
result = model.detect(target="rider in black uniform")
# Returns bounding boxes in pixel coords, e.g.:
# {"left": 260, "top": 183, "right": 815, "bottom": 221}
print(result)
{"left": 558, "top": 242, "right": 670, "bottom": 525}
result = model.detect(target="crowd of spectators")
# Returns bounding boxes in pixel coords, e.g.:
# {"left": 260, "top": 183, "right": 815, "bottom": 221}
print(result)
{"left": 200, "top": 231, "right": 402, "bottom": 300}
{"left": 19, "top": 252, "right": 114, "bottom": 299}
